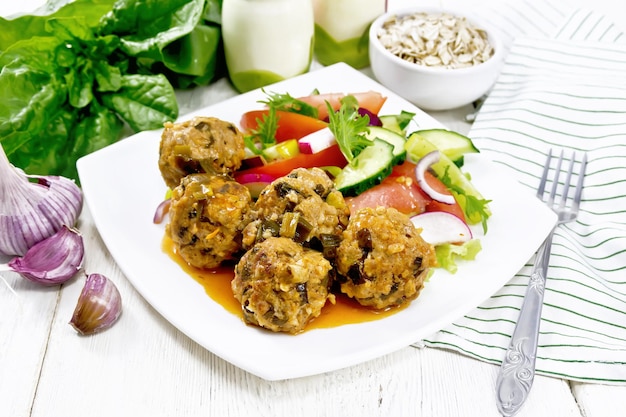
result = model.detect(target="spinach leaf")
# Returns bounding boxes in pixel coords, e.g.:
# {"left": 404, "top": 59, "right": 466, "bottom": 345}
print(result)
{"left": 0, "top": 0, "right": 117, "bottom": 52}
{"left": 0, "top": 38, "right": 68, "bottom": 154}
{"left": 101, "top": 74, "right": 178, "bottom": 132}
{"left": 0, "top": 0, "right": 225, "bottom": 180}
{"left": 99, "top": 0, "right": 223, "bottom": 87}
{"left": 71, "top": 104, "right": 124, "bottom": 158}
{"left": 8, "top": 110, "right": 77, "bottom": 178}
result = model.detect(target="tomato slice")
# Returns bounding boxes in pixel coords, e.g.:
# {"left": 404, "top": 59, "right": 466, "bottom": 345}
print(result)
{"left": 389, "top": 160, "right": 419, "bottom": 179}
{"left": 391, "top": 161, "right": 466, "bottom": 222}
{"left": 240, "top": 110, "right": 328, "bottom": 142}
{"left": 346, "top": 175, "right": 430, "bottom": 216}
{"left": 296, "top": 91, "right": 387, "bottom": 121}
{"left": 235, "top": 143, "right": 347, "bottom": 179}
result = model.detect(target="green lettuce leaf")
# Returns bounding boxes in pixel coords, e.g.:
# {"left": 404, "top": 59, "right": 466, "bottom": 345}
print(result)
{"left": 435, "top": 239, "right": 483, "bottom": 274}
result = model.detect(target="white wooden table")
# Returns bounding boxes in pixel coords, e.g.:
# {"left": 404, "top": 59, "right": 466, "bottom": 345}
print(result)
{"left": 2, "top": 1, "right": 625, "bottom": 416}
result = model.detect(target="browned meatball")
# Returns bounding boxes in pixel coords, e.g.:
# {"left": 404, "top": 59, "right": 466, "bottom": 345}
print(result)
{"left": 242, "top": 167, "right": 349, "bottom": 251}
{"left": 335, "top": 206, "right": 436, "bottom": 309}
{"left": 158, "top": 116, "right": 246, "bottom": 189}
{"left": 166, "top": 173, "right": 252, "bottom": 269}
{"left": 232, "top": 237, "right": 334, "bottom": 334}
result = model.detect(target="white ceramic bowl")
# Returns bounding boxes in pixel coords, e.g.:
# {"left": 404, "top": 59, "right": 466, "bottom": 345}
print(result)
{"left": 369, "top": 7, "right": 505, "bottom": 111}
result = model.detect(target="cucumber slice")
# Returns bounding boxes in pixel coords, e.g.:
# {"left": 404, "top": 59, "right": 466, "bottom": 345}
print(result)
{"left": 379, "top": 111, "right": 415, "bottom": 135}
{"left": 334, "top": 139, "right": 394, "bottom": 196}
{"left": 379, "top": 115, "right": 403, "bottom": 134}
{"left": 412, "top": 129, "right": 478, "bottom": 167}
{"left": 363, "top": 126, "right": 407, "bottom": 165}
{"left": 405, "top": 132, "right": 491, "bottom": 229}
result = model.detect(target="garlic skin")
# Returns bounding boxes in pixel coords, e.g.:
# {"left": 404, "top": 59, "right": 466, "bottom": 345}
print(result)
{"left": 0, "top": 144, "right": 83, "bottom": 256}
{"left": 8, "top": 226, "right": 84, "bottom": 286}
{"left": 70, "top": 273, "right": 122, "bottom": 335}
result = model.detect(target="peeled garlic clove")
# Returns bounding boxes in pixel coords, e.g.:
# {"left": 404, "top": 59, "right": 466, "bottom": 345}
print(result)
{"left": 70, "top": 273, "right": 122, "bottom": 335}
{"left": 8, "top": 225, "right": 84, "bottom": 286}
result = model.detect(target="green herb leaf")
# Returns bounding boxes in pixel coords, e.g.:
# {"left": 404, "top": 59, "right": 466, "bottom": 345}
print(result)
{"left": 326, "top": 95, "right": 372, "bottom": 162}
{"left": 243, "top": 106, "right": 278, "bottom": 154}
{"left": 260, "top": 90, "right": 318, "bottom": 119}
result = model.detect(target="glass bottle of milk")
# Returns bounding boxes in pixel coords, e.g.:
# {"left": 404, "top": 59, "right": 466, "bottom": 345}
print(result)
{"left": 312, "top": 0, "right": 386, "bottom": 68}
{"left": 222, "top": 0, "right": 314, "bottom": 93}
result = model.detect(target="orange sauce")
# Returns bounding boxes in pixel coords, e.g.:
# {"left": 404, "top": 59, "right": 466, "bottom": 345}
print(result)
{"left": 162, "top": 235, "right": 405, "bottom": 331}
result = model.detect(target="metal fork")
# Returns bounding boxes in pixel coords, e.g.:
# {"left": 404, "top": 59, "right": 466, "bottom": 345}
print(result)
{"left": 495, "top": 149, "right": 588, "bottom": 416}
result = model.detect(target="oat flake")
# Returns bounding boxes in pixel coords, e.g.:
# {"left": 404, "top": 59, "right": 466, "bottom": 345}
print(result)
{"left": 377, "top": 12, "right": 494, "bottom": 69}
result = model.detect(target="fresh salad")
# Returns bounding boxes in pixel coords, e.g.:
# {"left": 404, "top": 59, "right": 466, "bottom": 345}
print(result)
{"left": 233, "top": 90, "right": 492, "bottom": 273}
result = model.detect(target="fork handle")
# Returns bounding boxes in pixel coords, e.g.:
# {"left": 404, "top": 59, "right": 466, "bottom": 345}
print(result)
{"left": 495, "top": 229, "right": 555, "bottom": 417}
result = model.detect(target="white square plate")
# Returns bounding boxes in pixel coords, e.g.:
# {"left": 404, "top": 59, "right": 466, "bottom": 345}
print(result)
{"left": 77, "top": 63, "right": 557, "bottom": 380}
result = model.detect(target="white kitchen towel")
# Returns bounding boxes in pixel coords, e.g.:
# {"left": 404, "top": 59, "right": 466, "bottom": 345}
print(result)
{"left": 420, "top": 12, "right": 626, "bottom": 384}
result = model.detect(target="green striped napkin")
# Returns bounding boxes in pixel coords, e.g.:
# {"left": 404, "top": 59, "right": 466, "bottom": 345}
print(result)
{"left": 420, "top": 11, "right": 626, "bottom": 384}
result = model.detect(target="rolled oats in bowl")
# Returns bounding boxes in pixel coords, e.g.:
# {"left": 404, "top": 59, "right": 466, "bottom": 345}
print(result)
{"left": 376, "top": 12, "right": 494, "bottom": 69}
{"left": 369, "top": 8, "right": 504, "bottom": 110}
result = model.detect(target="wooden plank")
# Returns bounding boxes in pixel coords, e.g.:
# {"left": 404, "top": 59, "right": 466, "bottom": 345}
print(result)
{"left": 572, "top": 382, "right": 626, "bottom": 417}
{"left": 0, "top": 265, "right": 60, "bottom": 417}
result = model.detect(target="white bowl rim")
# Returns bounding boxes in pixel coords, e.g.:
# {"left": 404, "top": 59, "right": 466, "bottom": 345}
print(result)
{"left": 369, "top": 6, "right": 505, "bottom": 75}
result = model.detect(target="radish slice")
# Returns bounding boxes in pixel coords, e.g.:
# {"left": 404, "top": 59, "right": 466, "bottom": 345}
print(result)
{"left": 298, "top": 127, "right": 336, "bottom": 154}
{"left": 410, "top": 211, "right": 472, "bottom": 245}
{"left": 415, "top": 150, "right": 456, "bottom": 204}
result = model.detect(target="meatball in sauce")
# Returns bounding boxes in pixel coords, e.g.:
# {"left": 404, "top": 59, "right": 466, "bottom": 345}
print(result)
{"left": 167, "top": 173, "right": 253, "bottom": 269}
{"left": 159, "top": 116, "right": 246, "bottom": 189}
{"left": 336, "top": 206, "right": 436, "bottom": 309}
{"left": 242, "top": 167, "right": 349, "bottom": 251}
{"left": 232, "top": 237, "right": 334, "bottom": 334}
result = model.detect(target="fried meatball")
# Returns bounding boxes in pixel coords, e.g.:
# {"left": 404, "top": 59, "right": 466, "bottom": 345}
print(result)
{"left": 336, "top": 206, "right": 436, "bottom": 309}
{"left": 159, "top": 116, "right": 246, "bottom": 189}
{"left": 232, "top": 237, "right": 334, "bottom": 334}
{"left": 242, "top": 167, "right": 349, "bottom": 251}
{"left": 167, "top": 173, "right": 252, "bottom": 269}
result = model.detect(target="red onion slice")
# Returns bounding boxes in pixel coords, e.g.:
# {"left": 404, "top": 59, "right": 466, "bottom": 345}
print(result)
{"left": 153, "top": 198, "right": 172, "bottom": 224}
{"left": 415, "top": 150, "right": 456, "bottom": 204}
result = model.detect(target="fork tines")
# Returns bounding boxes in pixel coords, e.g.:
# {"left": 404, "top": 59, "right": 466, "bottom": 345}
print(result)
{"left": 537, "top": 149, "right": 588, "bottom": 216}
